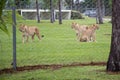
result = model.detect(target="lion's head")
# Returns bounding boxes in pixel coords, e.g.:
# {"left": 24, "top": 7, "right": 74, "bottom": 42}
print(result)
{"left": 19, "top": 24, "right": 26, "bottom": 32}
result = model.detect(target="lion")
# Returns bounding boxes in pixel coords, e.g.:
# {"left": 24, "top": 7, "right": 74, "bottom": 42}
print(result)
{"left": 80, "top": 24, "right": 99, "bottom": 42}
{"left": 19, "top": 24, "right": 43, "bottom": 43}
{"left": 71, "top": 22, "right": 87, "bottom": 40}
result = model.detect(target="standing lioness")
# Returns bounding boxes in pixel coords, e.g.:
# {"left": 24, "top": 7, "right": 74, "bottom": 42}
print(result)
{"left": 19, "top": 24, "right": 43, "bottom": 43}
{"left": 80, "top": 24, "right": 99, "bottom": 42}
{"left": 71, "top": 22, "right": 87, "bottom": 40}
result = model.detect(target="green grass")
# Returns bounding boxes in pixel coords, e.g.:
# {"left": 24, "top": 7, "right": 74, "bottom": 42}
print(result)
{"left": 0, "top": 66, "right": 120, "bottom": 80}
{"left": 0, "top": 17, "right": 117, "bottom": 80}
{"left": 0, "top": 19, "right": 111, "bottom": 68}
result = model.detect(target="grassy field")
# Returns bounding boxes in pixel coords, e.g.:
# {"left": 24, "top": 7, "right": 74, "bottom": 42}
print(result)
{"left": 1, "top": 17, "right": 119, "bottom": 80}
{"left": 0, "top": 66, "right": 120, "bottom": 80}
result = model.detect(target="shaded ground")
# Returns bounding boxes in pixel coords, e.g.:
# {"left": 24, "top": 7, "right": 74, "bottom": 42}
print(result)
{"left": 0, "top": 62, "right": 107, "bottom": 75}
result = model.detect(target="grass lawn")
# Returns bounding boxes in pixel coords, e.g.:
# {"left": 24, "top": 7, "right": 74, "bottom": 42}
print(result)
{"left": 0, "top": 16, "right": 118, "bottom": 80}
{"left": 0, "top": 66, "right": 120, "bottom": 80}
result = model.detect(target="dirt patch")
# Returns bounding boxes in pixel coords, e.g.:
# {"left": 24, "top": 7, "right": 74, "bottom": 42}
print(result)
{"left": 0, "top": 62, "right": 106, "bottom": 75}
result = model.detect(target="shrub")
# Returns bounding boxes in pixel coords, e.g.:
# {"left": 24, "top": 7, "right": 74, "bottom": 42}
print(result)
{"left": 71, "top": 10, "right": 84, "bottom": 19}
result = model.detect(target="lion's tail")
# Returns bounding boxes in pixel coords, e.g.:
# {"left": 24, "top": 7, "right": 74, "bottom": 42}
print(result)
{"left": 35, "top": 28, "right": 44, "bottom": 40}
{"left": 35, "top": 28, "right": 40, "bottom": 34}
{"left": 35, "top": 28, "right": 41, "bottom": 40}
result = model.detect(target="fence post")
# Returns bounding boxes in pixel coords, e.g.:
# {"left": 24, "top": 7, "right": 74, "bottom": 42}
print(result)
{"left": 12, "top": 1, "right": 17, "bottom": 70}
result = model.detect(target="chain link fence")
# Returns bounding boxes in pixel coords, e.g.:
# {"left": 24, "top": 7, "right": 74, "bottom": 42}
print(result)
{"left": 0, "top": 0, "right": 112, "bottom": 70}
{"left": 5, "top": 0, "right": 112, "bottom": 20}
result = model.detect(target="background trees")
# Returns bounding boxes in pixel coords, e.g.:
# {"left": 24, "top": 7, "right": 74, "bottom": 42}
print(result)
{"left": 36, "top": 0, "right": 40, "bottom": 23}
{"left": 0, "top": 0, "right": 9, "bottom": 34}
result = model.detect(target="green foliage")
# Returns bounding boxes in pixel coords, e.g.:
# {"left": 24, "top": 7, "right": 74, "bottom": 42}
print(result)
{"left": 71, "top": 10, "right": 84, "bottom": 19}
{"left": 0, "top": 0, "right": 9, "bottom": 35}
{"left": 0, "top": 0, "right": 6, "bottom": 17}
{"left": 42, "top": 0, "right": 58, "bottom": 9}
{"left": 109, "top": 0, "right": 112, "bottom": 7}
{"left": 83, "top": 0, "right": 96, "bottom": 8}
{"left": 15, "top": 0, "right": 30, "bottom": 8}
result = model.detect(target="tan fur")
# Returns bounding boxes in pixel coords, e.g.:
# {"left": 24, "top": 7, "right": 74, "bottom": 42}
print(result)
{"left": 80, "top": 24, "right": 99, "bottom": 42}
{"left": 19, "top": 24, "right": 42, "bottom": 43}
{"left": 71, "top": 22, "right": 87, "bottom": 40}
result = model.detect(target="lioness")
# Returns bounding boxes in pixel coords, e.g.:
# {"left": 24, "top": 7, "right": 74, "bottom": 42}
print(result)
{"left": 71, "top": 22, "right": 87, "bottom": 40}
{"left": 19, "top": 24, "right": 43, "bottom": 43}
{"left": 80, "top": 24, "right": 99, "bottom": 42}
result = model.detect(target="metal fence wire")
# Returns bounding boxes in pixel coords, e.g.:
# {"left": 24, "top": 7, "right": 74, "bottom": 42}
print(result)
{"left": 0, "top": 0, "right": 112, "bottom": 70}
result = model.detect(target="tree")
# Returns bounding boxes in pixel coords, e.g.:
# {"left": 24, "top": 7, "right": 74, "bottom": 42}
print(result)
{"left": 58, "top": 0, "right": 62, "bottom": 24}
{"left": 96, "top": 0, "right": 103, "bottom": 24}
{"left": 106, "top": 0, "right": 120, "bottom": 72}
{"left": 42, "top": 0, "right": 57, "bottom": 23}
{"left": 0, "top": 0, "right": 9, "bottom": 34}
{"left": 65, "top": 0, "right": 74, "bottom": 10}
{"left": 15, "top": 0, "right": 30, "bottom": 9}
{"left": 36, "top": 0, "right": 40, "bottom": 23}
{"left": 50, "top": 0, "right": 54, "bottom": 23}
{"left": 75, "top": 0, "right": 80, "bottom": 11}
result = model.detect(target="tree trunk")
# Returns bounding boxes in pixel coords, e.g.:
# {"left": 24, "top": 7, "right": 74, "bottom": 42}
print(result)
{"left": 71, "top": 0, "right": 74, "bottom": 10}
{"left": 50, "top": 0, "right": 54, "bottom": 23}
{"left": 53, "top": 9, "right": 55, "bottom": 22}
{"left": 59, "top": 0, "right": 62, "bottom": 24}
{"left": 106, "top": 0, "right": 120, "bottom": 72}
{"left": 36, "top": 0, "right": 40, "bottom": 23}
{"left": 96, "top": 0, "right": 103, "bottom": 24}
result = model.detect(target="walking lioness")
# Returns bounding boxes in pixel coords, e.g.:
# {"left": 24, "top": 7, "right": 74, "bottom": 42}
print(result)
{"left": 19, "top": 24, "right": 43, "bottom": 43}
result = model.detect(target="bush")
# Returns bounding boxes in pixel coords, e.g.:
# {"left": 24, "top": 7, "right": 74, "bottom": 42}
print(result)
{"left": 71, "top": 10, "right": 84, "bottom": 19}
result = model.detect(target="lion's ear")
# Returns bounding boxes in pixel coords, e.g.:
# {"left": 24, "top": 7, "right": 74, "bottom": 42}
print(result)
{"left": 75, "top": 23, "right": 77, "bottom": 25}
{"left": 22, "top": 24, "right": 25, "bottom": 27}
{"left": 24, "top": 26, "right": 28, "bottom": 32}
{"left": 20, "top": 24, "right": 25, "bottom": 27}
{"left": 92, "top": 24, "right": 96, "bottom": 26}
{"left": 72, "top": 22, "right": 74, "bottom": 24}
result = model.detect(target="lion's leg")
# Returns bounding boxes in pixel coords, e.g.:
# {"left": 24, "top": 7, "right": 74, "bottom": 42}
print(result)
{"left": 76, "top": 33, "right": 78, "bottom": 40}
{"left": 86, "top": 36, "right": 91, "bottom": 42}
{"left": 36, "top": 33, "right": 41, "bottom": 40}
{"left": 26, "top": 36, "right": 29, "bottom": 42}
{"left": 77, "top": 32, "right": 81, "bottom": 41}
{"left": 92, "top": 33, "right": 96, "bottom": 42}
{"left": 35, "top": 28, "right": 41, "bottom": 40}
{"left": 32, "top": 34, "right": 35, "bottom": 41}
{"left": 22, "top": 35, "right": 25, "bottom": 43}
{"left": 22, "top": 37, "right": 24, "bottom": 43}
{"left": 88, "top": 37, "right": 91, "bottom": 42}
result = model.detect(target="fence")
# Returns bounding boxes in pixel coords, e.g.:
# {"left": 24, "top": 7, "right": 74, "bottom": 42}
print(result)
{"left": 0, "top": 0, "right": 112, "bottom": 71}
{"left": 20, "top": 9, "right": 71, "bottom": 20}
